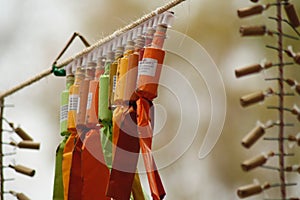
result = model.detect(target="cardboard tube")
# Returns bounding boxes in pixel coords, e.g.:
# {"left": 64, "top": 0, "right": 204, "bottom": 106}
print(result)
{"left": 17, "top": 141, "right": 40, "bottom": 150}
{"left": 241, "top": 154, "right": 266, "bottom": 171}
{"left": 136, "top": 48, "right": 165, "bottom": 100}
{"left": 114, "top": 50, "right": 133, "bottom": 103}
{"left": 60, "top": 75, "right": 74, "bottom": 136}
{"left": 9, "top": 191, "right": 30, "bottom": 200}
{"left": 241, "top": 126, "right": 265, "bottom": 148}
{"left": 99, "top": 75, "right": 112, "bottom": 121}
{"left": 9, "top": 164, "right": 35, "bottom": 177}
{"left": 235, "top": 64, "right": 262, "bottom": 78}
{"left": 14, "top": 127, "right": 33, "bottom": 141}
{"left": 237, "top": 5, "right": 264, "bottom": 18}
{"left": 124, "top": 53, "right": 139, "bottom": 102}
{"left": 240, "top": 91, "right": 265, "bottom": 107}
{"left": 76, "top": 77, "right": 90, "bottom": 127}
{"left": 60, "top": 89, "right": 69, "bottom": 135}
{"left": 237, "top": 183, "right": 262, "bottom": 198}
{"left": 16, "top": 193, "right": 30, "bottom": 200}
{"left": 235, "top": 62, "right": 272, "bottom": 78}
{"left": 85, "top": 80, "right": 99, "bottom": 127}
{"left": 240, "top": 25, "right": 266, "bottom": 36}
{"left": 241, "top": 152, "right": 273, "bottom": 171}
{"left": 68, "top": 68, "right": 84, "bottom": 132}
{"left": 284, "top": 3, "right": 300, "bottom": 28}
{"left": 109, "top": 61, "right": 118, "bottom": 108}
{"left": 136, "top": 25, "right": 167, "bottom": 100}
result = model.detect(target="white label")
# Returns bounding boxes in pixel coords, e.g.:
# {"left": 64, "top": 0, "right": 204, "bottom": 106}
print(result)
{"left": 113, "top": 75, "right": 117, "bottom": 93}
{"left": 68, "top": 94, "right": 79, "bottom": 111}
{"left": 60, "top": 104, "right": 68, "bottom": 122}
{"left": 138, "top": 58, "right": 158, "bottom": 77}
{"left": 77, "top": 97, "right": 81, "bottom": 114}
{"left": 86, "top": 92, "right": 93, "bottom": 110}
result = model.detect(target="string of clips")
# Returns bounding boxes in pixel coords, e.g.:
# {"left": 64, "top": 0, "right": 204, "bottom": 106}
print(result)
{"left": 235, "top": 0, "right": 300, "bottom": 200}
{"left": 0, "top": 1, "right": 186, "bottom": 200}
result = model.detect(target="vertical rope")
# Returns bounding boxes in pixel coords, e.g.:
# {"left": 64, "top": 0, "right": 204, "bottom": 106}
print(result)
{"left": 276, "top": 1, "right": 286, "bottom": 199}
{"left": 0, "top": 99, "right": 4, "bottom": 200}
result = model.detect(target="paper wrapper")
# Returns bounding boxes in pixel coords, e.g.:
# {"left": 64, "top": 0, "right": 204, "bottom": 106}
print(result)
{"left": 81, "top": 129, "right": 110, "bottom": 200}
{"left": 10, "top": 164, "right": 35, "bottom": 177}
{"left": 14, "top": 127, "right": 33, "bottom": 141}
{"left": 137, "top": 98, "right": 166, "bottom": 200}
{"left": 107, "top": 106, "right": 142, "bottom": 200}
{"left": 85, "top": 80, "right": 99, "bottom": 128}
{"left": 99, "top": 75, "right": 112, "bottom": 121}
{"left": 136, "top": 47, "right": 165, "bottom": 100}
{"left": 100, "top": 120, "right": 113, "bottom": 168}
{"left": 53, "top": 138, "right": 66, "bottom": 200}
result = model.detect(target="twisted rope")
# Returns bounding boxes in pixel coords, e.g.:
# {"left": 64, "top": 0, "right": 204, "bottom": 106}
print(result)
{"left": 276, "top": 1, "right": 286, "bottom": 199}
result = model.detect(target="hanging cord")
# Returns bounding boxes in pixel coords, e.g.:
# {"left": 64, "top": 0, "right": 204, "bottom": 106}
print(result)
{"left": 0, "top": 0, "right": 186, "bottom": 99}
{"left": 0, "top": 98, "right": 4, "bottom": 200}
{"left": 52, "top": 32, "right": 91, "bottom": 76}
{"left": 275, "top": 0, "right": 286, "bottom": 198}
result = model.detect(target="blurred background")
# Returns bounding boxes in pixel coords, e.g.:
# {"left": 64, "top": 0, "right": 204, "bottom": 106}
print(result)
{"left": 0, "top": 0, "right": 300, "bottom": 199}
